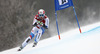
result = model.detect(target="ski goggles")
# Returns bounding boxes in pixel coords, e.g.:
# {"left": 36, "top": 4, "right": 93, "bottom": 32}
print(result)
{"left": 39, "top": 14, "right": 44, "bottom": 17}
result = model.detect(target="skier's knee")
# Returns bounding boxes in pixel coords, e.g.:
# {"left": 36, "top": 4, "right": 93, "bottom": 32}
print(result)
{"left": 30, "top": 33, "right": 35, "bottom": 38}
{"left": 26, "top": 38, "right": 30, "bottom": 43}
{"left": 26, "top": 36, "right": 31, "bottom": 43}
{"left": 29, "top": 35, "right": 32, "bottom": 39}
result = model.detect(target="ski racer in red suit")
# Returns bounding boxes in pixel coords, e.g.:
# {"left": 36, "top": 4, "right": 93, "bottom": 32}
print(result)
{"left": 18, "top": 9, "right": 49, "bottom": 51}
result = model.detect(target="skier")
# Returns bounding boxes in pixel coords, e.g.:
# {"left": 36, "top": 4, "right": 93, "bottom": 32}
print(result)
{"left": 18, "top": 9, "right": 49, "bottom": 51}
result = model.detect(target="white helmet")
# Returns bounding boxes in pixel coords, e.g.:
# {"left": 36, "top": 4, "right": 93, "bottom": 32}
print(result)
{"left": 38, "top": 9, "right": 45, "bottom": 17}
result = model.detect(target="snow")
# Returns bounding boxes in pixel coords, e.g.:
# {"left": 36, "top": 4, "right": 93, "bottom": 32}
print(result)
{"left": 0, "top": 22, "right": 100, "bottom": 54}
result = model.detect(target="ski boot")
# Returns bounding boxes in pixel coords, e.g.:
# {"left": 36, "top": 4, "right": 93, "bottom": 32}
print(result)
{"left": 33, "top": 42, "right": 37, "bottom": 47}
{"left": 18, "top": 46, "right": 23, "bottom": 51}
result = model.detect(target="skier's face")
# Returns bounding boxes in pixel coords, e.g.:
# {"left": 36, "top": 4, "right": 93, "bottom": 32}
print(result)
{"left": 39, "top": 14, "right": 44, "bottom": 17}
{"left": 39, "top": 14, "right": 44, "bottom": 19}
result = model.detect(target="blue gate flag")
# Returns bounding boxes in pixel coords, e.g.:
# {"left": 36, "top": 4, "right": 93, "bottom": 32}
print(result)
{"left": 54, "top": 0, "right": 82, "bottom": 40}
{"left": 55, "top": 0, "right": 73, "bottom": 11}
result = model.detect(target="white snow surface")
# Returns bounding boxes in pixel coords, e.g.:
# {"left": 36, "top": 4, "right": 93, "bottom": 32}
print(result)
{"left": 0, "top": 22, "right": 100, "bottom": 54}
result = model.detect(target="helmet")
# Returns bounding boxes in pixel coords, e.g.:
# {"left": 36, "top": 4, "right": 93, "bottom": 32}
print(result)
{"left": 38, "top": 9, "right": 45, "bottom": 17}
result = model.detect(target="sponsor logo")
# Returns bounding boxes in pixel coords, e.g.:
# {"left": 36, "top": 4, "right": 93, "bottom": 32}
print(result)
{"left": 59, "top": 0, "right": 68, "bottom": 5}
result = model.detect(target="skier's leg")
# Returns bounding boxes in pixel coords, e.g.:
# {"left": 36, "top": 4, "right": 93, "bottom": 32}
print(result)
{"left": 21, "top": 33, "right": 35, "bottom": 48}
{"left": 41, "top": 27, "right": 45, "bottom": 35}
{"left": 21, "top": 36, "right": 32, "bottom": 48}
{"left": 33, "top": 28, "right": 44, "bottom": 47}
{"left": 33, "top": 33, "right": 42, "bottom": 47}
{"left": 18, "top": 27, "right": 38, "bottom": 51}
{"left": 18, "top": 33, "right": 35, "bottom": 51}
{"left": 18, "top": 36, "right": 32, "bottom": 51}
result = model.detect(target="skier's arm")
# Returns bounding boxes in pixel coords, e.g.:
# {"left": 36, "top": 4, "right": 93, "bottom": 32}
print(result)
{"left": 32, "top": 16, "right": 37, "bottom": 26}
{"left": 43, "top": 18, "right": 49, "bottom": 29}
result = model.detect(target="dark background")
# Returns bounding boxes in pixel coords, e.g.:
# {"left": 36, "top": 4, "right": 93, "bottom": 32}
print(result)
{"left": 0, "top": 0, "right": 100, "bottom": 51}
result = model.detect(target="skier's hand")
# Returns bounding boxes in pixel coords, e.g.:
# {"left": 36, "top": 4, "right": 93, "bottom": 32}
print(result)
{"left": 32, "top": 23, "right": 37, "bottom": 26}
{"left": 40, "top": 22, "right": 43, "bottom": 25}
{"left": 37, "top": 21, "right": 40, "bottom": 24}
{"left": 43, "top": 24, "right": 48, "bottom": 29}
{"left": 37, "top": 21, "right": 43, "bottom": 26}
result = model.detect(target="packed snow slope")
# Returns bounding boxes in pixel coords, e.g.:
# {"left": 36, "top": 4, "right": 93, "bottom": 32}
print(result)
{"left": 0, "top": 0, "right": 100, "bottom": 51}
{"left": 0, "top": 22, "right": 100, "bottom": 54}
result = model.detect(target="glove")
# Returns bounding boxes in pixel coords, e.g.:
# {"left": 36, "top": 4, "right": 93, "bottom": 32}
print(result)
{"left": 43, "top": 24, "right": 48, "bottom": 29}
{"left": 37, "top": 21, "right": 40, "bottom": 24}
{"left": 32, "top": 23, "right": 37, "bottom": 26}
{"left": 37, "top": 21, "right": 43, "bottom": 25}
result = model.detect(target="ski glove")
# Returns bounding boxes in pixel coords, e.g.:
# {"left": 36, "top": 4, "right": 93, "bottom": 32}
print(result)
{"left": 43, "top": 24, "right": 48, "bottom": 29}
{"left": 37, "top": 21, "right": 43, "bottom": 25}
{"left": 32, "top": 23, "right": 37, "bottom": 26}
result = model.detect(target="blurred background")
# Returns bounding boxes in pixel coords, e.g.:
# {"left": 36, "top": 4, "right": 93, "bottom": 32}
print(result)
{"left": 0, "top": 0, "right": 100, "bottom": 51}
